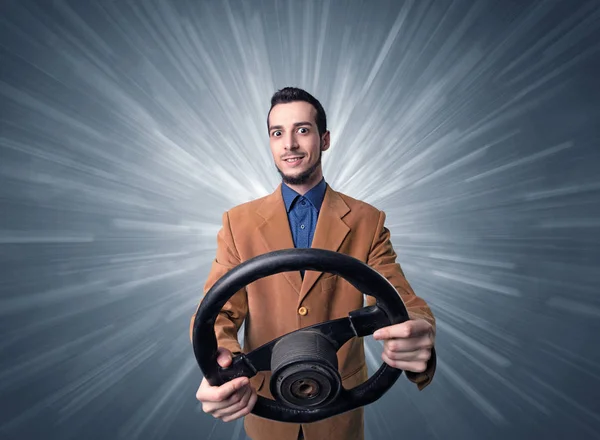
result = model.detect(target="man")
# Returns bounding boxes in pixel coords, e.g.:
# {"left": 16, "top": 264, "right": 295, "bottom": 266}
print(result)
{"left": 191, "top": 87, "right": 436, "bottom": 440}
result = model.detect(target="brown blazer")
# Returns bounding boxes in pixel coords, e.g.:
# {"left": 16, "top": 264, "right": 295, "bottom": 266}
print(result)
{"left": 190, "top": 183, "right": 436, "bottom": 440}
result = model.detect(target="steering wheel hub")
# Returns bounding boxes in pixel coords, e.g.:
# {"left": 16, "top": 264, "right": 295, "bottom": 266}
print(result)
{"left": 270, "top": 330, "right": 341, "bottom": 409}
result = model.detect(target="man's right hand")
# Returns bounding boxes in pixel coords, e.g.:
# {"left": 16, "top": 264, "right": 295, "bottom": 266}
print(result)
{"left": 196, "top": 347, "right": 258, "bottom": 422}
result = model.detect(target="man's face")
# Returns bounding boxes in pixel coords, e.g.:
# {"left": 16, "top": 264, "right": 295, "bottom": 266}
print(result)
{"left": 268, "top": 101, "right": 330, "bottom": 186}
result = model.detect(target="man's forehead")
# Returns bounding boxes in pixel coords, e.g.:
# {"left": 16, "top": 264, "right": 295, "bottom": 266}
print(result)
{"left": 269, "top": 101, "right": 316, "bottom": 125}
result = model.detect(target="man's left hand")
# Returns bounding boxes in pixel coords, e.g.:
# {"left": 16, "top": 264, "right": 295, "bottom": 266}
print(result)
{"left": 373, "top": 319, "right": 435, "bottom": 373}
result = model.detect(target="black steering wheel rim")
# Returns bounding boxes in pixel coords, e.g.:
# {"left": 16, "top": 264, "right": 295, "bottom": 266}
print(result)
{"left": 192, "top": 248, "right": 410, "bottom": 423}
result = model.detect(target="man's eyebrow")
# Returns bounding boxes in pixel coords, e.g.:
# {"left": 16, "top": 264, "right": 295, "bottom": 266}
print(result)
{"left": 268, "top": 121, "right": 314, "bottom": 131}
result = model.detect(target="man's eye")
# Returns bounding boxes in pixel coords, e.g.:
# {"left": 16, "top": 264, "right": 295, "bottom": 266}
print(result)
{"left": 298, "top": 127, "right": 308, "bottom": 134}
{"left": 273, "top": 131, "right": 281, "bottom": 137}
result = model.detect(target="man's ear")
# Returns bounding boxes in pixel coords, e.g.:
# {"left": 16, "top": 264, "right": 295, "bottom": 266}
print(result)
{"left": 321, "top": 130, "right": 331, "bottom": 151}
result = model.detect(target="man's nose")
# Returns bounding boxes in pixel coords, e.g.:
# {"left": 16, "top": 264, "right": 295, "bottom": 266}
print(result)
{"left": 284, "top": 133, "right": 298, "bottom": 150}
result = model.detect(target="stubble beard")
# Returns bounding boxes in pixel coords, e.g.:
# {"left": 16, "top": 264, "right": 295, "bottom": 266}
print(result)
{"left": 276, "top": 149, "right": 322, "bottom": 186}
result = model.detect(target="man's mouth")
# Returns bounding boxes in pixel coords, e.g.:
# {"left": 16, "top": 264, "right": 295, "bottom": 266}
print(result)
{"left": 283, "top": 156, "right": 304, "bottom": 163}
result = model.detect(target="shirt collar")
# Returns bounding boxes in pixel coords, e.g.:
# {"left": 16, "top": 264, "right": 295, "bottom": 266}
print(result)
{"left": 281, "top": 178, "right": 327, "bottom": 212}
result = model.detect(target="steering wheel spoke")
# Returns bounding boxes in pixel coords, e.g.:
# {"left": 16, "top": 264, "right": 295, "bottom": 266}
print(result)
{"left": 236, "top": 304, "right": 390, "bottom": 376}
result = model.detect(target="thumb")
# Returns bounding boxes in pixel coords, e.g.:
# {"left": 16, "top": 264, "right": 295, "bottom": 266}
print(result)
{"left": 216, "top": 347, "right": 233, "bottom": 368}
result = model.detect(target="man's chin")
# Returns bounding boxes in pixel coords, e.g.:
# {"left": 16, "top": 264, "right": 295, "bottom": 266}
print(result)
{"left": 282, "top": 174, "right": 308, "bottom": 185}
{"left": 278, "top": 169, "right": 312, "bottom": 185}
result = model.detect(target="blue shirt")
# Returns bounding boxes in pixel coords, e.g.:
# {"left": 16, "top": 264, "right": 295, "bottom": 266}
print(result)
{"left": 281, "top": 178, "right": 327, "bottom": 276}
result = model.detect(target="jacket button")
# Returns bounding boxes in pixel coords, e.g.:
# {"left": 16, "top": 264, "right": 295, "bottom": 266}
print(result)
{"left": 298, "top": 306, "right": 308, "bottom": 316}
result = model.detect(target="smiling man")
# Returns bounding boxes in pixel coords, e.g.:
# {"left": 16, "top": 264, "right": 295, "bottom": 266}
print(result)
{"left": 191, "top": 87, "right": 437, "bottom": 440}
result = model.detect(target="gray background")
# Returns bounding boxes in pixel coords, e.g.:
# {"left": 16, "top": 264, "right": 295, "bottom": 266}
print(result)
{"left": 1, "top": 0, "right": 599, "bottom": 439}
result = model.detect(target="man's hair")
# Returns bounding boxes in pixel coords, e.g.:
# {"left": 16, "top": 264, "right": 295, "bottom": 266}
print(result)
{"left": 267, "top": 87, "right": 327, "bottom": 137}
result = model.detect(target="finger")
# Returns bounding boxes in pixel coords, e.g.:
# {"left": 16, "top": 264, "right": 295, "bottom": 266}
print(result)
{"left": 382, "top": 351, "right": 428, "bottom": 372}
{"left": 222, "top": 388, "right": 258, "bottom": 422}
{"left": 213, "top": 385, "right": 251, "bottom": 417}
{"left": 374, "top": 319, "right": 432, "bottom": 340}
{"left": 384, "top": 347, "right": 431, "bottom": 362}
{"left": 383, "top": 319, "right": 432, "bottom": 339}
{"left": 214, "top": 376, "right": 250, "bottom": 401}
{"left": 199, "top": 376, "right": 249, "bottom": 403}
{"left": 216, "top": 347, "right": 233, "bottom": 368}
{"left": 203, "top": 385, "right": 248, "bottom": 414}
{"left": 196, "top": 378, "right": 214, "bottom": 401}
{"left": 385, "top": 334, "right": 433, "bottom": 353}
{"left": 213, "top": 384, "right": 252, "bottom": 419}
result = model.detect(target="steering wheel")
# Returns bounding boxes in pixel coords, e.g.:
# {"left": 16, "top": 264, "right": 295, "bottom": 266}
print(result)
{"left": 192, "top": 248, "right": 410, "bottom": 424}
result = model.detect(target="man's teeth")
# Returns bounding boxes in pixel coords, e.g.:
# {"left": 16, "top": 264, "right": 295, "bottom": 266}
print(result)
{"left": 285, "top": 157, "right": 301, "bottom": 162}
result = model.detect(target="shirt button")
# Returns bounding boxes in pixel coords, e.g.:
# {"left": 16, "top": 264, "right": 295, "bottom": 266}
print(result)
{"left": 301, "top": 200, "right": 306, "bottom": 205}
{"left": 300, "top": 224, "right": 305, "bottom": 229}
{"left": 298, "top": 306, "right": 308, "bottom": 316}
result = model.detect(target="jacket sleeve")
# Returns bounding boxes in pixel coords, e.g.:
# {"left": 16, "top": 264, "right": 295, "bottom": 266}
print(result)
{"left": 365, "top": 210, "right": 437, "bottom": 390}
{"left": 189, "top": 211, "right": 248, "bottom": 355}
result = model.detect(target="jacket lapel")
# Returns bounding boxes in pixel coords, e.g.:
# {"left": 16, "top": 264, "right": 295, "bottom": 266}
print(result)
{"left": 299, "top": 185, "right": 350, "bottom": 303}
{"left": 256, "top": 184, "right": 303, "bottom": 294}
